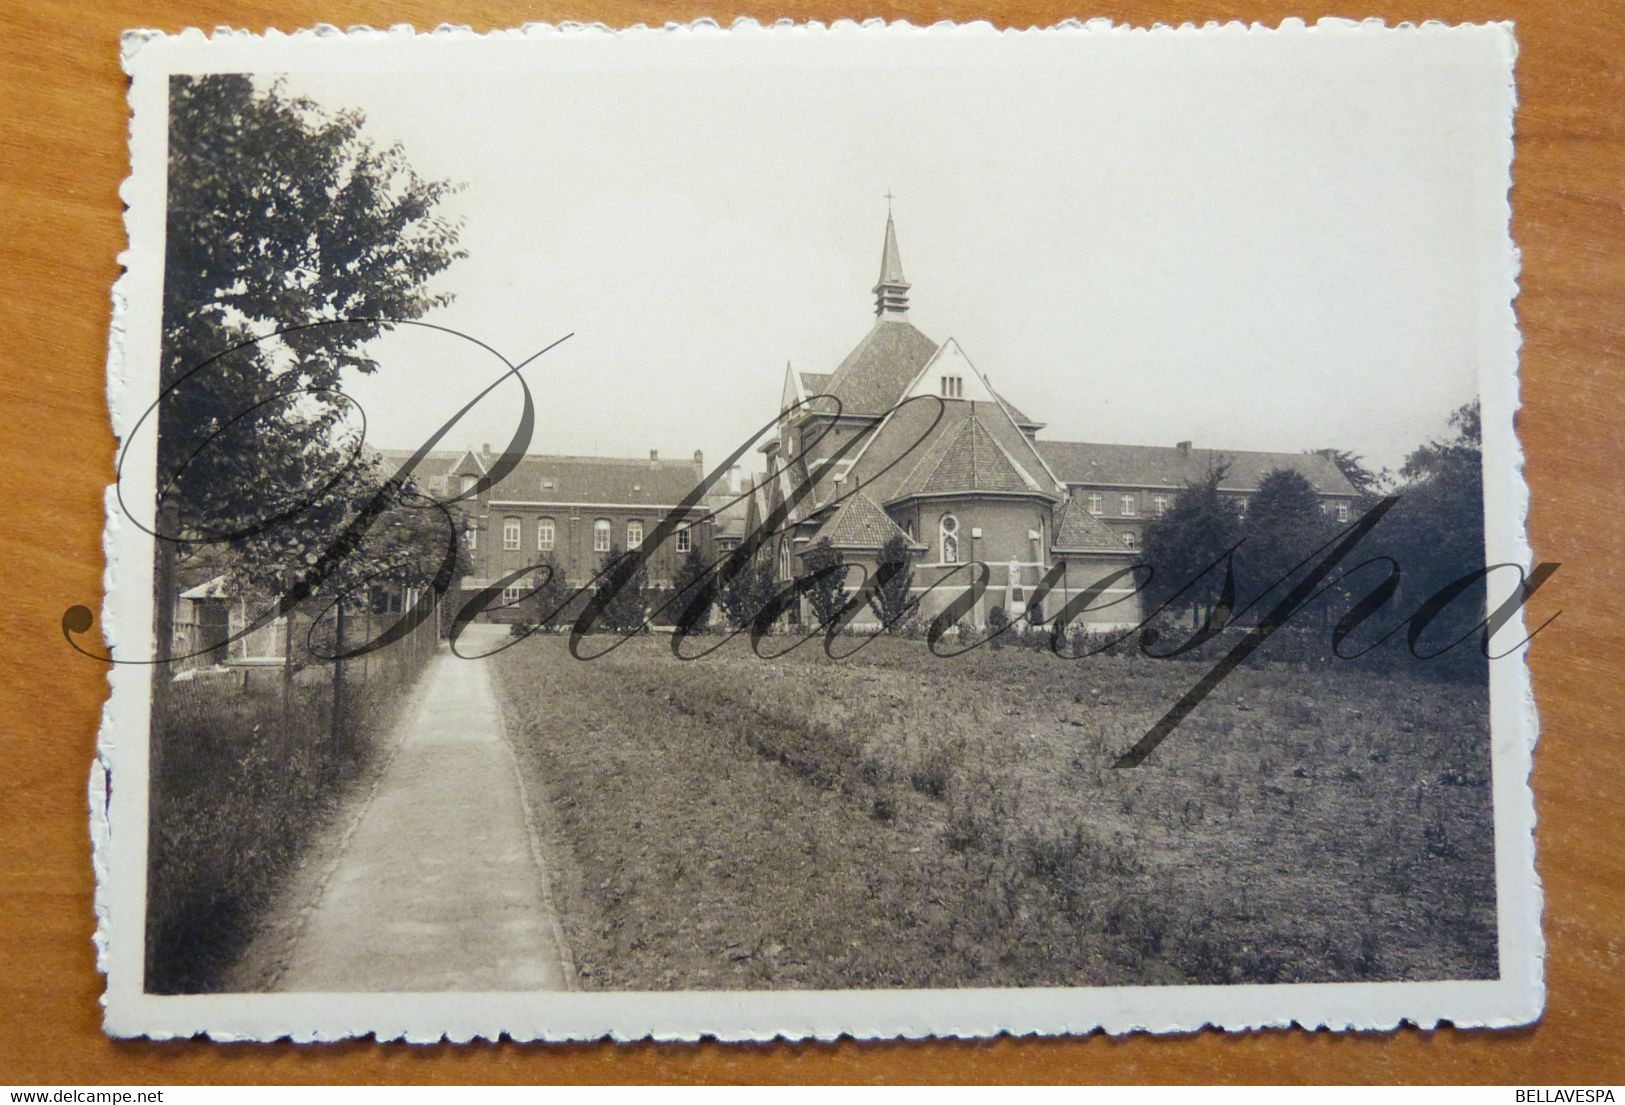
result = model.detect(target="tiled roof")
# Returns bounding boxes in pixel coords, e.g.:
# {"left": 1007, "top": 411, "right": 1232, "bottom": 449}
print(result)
{"left": 377, "top": 447, "right": 705, "bottom": 507}
{"left": 858, "top": 396, "right": 1065, "bottom": 507}
{"left": 1036, "top": 441, "right": 1356, "bottom": 496}
{"left": 890, "top": 411, "right": 1050, "bottom": 502}
{"left": 371, "top": 447, "right": 462, "bottom": 481}
{"left": 821, "top": 319, "right": 940, "bottom": 417}
{"left": 799, "top": 371, "right": 834, "bottom": 397}
{"left": 804, "top": 490, "right": 924, "bottom": 552}
{"left": 1051, "top": 495, "right": 1131, "bottom": 553}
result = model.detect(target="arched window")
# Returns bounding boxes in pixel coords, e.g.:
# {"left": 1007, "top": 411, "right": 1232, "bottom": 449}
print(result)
{"left": 593, "top": 518, "right": 611, "bottom": 553}
{"left": 537, "top": 517, "right": 555, "bottom": 551}
{"left": 940, "top": 513, "right": 959, "bottom": 564}
{"left": 502, "top": 516, "right": 521, "bottom": 551}
{"left": 1122, "top": 530, "right": 1138, "bottom": 549}
{"left": 627, "top": 520, "right": 644, "bottom": 549}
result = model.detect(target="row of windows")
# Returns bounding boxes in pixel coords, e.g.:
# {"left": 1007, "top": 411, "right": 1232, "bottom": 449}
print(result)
{"left": 1082, "top": 492, "right": 1350, "bottom": 523}
{"left": 1084, "top": 493, "right": 1165, "bottom": 518}
{"left": 479, "top": 518, "right": 692, "bottom": 554}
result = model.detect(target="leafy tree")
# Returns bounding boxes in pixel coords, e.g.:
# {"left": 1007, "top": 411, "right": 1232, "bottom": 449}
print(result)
{"left": 801, "top": 537, "right": 850, "bottom": 628}
{"left": 669, "top": 544, "right": 715, "bottom": 636}
{"left": 718, "top": 550, "right": 776, "bottom": 630}
{"left": 158, "top": 74, "right": 464, "bottom": 579}
{"left": 593, "top": 544, "right": 650, "bottom": 633}
{"left": 1375, "top": 401, "right": 1487, "bottom": 662}
{"left": 1141, "top": 464, "right": 1240, "bottom": 623}
{"left": 529, "top": 551, "right": 570, "bottom": 628}
{"left": 1240, "top": 468, "right": 1339, "bottom": 612}
{"left": 867, "top": 533, "right": 916, "bottom": 633}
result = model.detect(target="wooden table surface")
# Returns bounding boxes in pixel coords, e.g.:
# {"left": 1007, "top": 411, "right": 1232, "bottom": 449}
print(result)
{"left": 1, "top": 0, "right": 1619, "bottom": 1086}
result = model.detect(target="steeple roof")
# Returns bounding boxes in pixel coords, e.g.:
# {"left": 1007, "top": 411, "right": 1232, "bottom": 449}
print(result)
{"left": 872, "top": 210, "right": 911, "bottom": 317}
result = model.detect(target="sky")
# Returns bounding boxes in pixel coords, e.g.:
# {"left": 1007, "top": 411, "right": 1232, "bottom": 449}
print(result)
{"left": 253, "top": 24, "right": 1513, "bottom": 478}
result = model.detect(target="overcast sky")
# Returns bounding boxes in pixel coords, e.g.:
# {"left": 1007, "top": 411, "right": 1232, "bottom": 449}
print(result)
{"left": 255, "top": 24, "right": 1513, "bottom": 477}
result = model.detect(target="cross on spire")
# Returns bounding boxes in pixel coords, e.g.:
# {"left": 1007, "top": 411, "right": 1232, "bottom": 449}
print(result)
{"left": 884, "top": 188, "right": 896, "bottom": 212}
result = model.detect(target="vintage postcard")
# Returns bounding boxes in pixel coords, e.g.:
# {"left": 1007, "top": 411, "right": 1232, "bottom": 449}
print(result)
{"left": 92, "top": 19, "right": 1541, "bottom": 1041}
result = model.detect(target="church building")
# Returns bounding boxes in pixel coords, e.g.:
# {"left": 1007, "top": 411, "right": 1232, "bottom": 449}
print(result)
{"left": 759, "top": 212, "right": 1357, "bottom": 630}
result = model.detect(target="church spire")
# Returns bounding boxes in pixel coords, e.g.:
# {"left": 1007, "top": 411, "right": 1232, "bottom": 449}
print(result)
{"left": 872, "top": 206, "right": 911, "bottom": 318}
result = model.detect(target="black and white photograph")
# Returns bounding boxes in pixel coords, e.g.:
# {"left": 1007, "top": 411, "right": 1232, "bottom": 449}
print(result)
{"left": 94, "top": 20, "right": 1539, "bottom": 1041}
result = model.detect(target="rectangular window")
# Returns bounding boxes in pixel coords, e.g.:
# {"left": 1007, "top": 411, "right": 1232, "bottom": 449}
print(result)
{"left": 1336, "top": 502, "right": 1350, "bottom": 522}
{"left": 503, "top": 517, "right": 521, "bottom": 550}
{"left": 940, "top": 375, "right": 963, "bottom": 398}
{"left": 676, "top": 525, "right": 691, "bottom": 553}
{"left": 466, "top": 526, "right": 477, "bottom": 550}
{"left": 1086, "top": 493, "right": 1103, "bottom": 515}
{"left": 593, "top": 519, "right": 611, "bottom": 553}
{"left": 502, "top": 584, "right": 523, "bottom": 603}
{"left": 627, "top": 520, "right": 644, "bottom": 549}
{"left": 537, "top": 518, "right": 555, "bottom": 550}
{"left": 1153, "top": 495, "right": 1170, "bottom": 516}
{"left": 1120, "top": 494, "right": 1137, "bottom": 516}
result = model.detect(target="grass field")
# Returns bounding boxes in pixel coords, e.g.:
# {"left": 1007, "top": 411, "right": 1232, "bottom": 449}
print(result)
{"left": 490, "top": 631, "right": 1498, "bottom": 991}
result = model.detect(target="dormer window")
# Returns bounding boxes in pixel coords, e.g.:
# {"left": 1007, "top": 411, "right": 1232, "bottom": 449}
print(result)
{"left": 940, "top": 375, "right": 963, "bottom": 399}
{"left": 460, "top": 474, "right": 478, "bottom": 495}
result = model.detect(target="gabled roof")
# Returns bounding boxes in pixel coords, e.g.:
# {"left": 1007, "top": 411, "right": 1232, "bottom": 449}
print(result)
{"left": 1036, "top": 440, "right": 1357, "bottom": 496}
{"left": 819, "top": 319, "right": 940, "bottom": 418}
{"left": 377, "top": 447, "right": 706, "bottom": 507}
{"left": 889, "top": 411, "right": 1052, "bottom": 504}
{"left": 803, "top": 490, "right": 925, "bottom": 553}
{"left": 372, "top": 447, "right": 464, "bottom": 482}
{"left": 1051, "top": 495, "right": 1132, "bottom": 553}
{"left": 799, "top": 371, "right": 834, "bottom": 397}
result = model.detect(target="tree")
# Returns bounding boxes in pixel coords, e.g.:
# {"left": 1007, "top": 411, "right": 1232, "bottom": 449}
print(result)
{"left": 529, "top": 551, "right": 570, "bottom": 629}
{"left": 801, "top": 538, "right": 850, "bottom": 629}
{"left": 593, "top": 544, "right": 650, "bottom": 633}
{"left": 669, "top": 544, "right": 715, "bottom": 636}
{"left": 158, "top": 74, "right": 464, "bottom": 574}
{"left": 1141, "top": 464, "right": 1240, "bottom": 622}
{"left": 1240, "top": 468, "right": 1339, "bottom": 612}
{"left": 718, "top": 551, "right": 776, "bottom": 631}
{"left": 867, "top": 533, "right": 916, "bottom": 633}
{"left": 1375, "top": 401, "right": 1487, "bottom": 663}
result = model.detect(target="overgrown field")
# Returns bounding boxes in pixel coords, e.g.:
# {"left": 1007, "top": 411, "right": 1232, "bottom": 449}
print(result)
{"left": 491, "top": 633, "right": 1497, "bottom": 990}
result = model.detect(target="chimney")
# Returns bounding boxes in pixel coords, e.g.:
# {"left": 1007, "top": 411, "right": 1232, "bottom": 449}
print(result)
{"left": 481, "top": 442, "right": 491, "bottom": 456}
{"left": 693, "top": 449, "right": 704, "bottom": 469}
{"left": 649, "top": 449, "right": 659, "bottom": 465}
{"left": 729, "top": 463, "right": 743, "bottom": 495}
{"left": 1176, "top": 440, "right": 1192, "bottom": 454}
